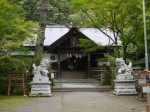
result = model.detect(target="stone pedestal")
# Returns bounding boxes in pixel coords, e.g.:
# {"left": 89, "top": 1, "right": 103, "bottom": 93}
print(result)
{"left": 114, "top": 58, "right": 137, "bottom": 95}
{"left": 113, "top": 73, "right": 137, "bottom": 95}
{"left": 29, "top": 82, "right": 52, "bottom": 97}
{"left": 113, "top": 80, "right": 137, "bottom": 95}
{"left": 29, "top": 63, "right": 52, "bottom": 97}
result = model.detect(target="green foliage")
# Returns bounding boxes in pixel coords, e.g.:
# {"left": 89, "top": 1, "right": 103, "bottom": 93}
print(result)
{"left": 0, "top": 55, "right": 32, "bottom": 94}
{"left": 0, "top": 1, "right": 38, "bottom": 83}
{"left": 111, "top": 66, "right": 118, "bottom": 88}
{"left": 5, "top": 0, "right": 150, "bottom": 64}
{"left": 0, "top": 55, "right": 27, "bottom": 73}
{"left": 107, "top": 55, "right": 116, "bottom": 63}
{"left": 0, "top": 78, "right": 8, "bottom": 94}
{"left": 48, "top": 0, "right": 72, "bottom": 24}
{"left": 78, "top": 38, "right": 103, "bottom": 53}
{"left": 0, "top": 0, "right": 38, "bottom": 52}
{"left": 8, "top": 0, "right": 72, "bottom": 24}
{"left": 70, "top": 0, "right": 144, "bottom": 60}
{"left": 33, "top": 55, "right": 42, "bottom": 66}
{"left": 100, "top": 66, "right": 111, "bottom": 85}
{"left": 15, "top": 56, "right": 33, "bottom": 73}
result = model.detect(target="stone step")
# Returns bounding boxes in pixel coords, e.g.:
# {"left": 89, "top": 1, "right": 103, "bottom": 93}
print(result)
{"left": 61, "top": 71, "right": 87, "bottom": 79}
{"left": 52, "top": 82, "right": 112, "bottom": 92}
{"left": 53, "top": 87, "right": 112, "bottom": 92}
{"left": 54, "top": 79, "right": 98, "bottom": 83}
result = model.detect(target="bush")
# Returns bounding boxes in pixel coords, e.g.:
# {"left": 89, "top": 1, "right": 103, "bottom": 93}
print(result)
{"left": 0, "top": 55, "right": 27, "bottom": 73}
{"left": 100, "top": 66, "right": 112, "bottom": 85}
{"left": 0, "top": 55, "right": 33, "bottom": 94}
{"left": 111, "top": 66, "right": 117, "bottom": 88}
{"left": 0, "top": 73, "right": 8, "bottom": 94}
{"left": 33, "top": 55, "right": 42, "bottom": 66}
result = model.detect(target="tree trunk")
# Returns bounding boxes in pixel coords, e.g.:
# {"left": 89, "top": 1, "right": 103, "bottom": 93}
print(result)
{"left": 34, "top": 0, "right": 48, "bottom": 59}
{"left": 115, "top": 40, "right": 120, "bottom": 58}
{"left": 116, "top": 45, "right": 120, "bottom": 58}
{"left": 123, "top": 46, "right": 127, "bottom": 63}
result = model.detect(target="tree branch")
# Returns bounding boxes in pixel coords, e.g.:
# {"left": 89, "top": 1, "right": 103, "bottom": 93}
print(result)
{"left": 25, "top": 0, "right": 38, "bottom": 21}
{"left": 82, "top": 10, "right": 117, "bottom": 45}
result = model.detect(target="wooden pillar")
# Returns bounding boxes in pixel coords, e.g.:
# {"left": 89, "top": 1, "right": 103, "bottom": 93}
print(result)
{"left": 58, "top": 50, "right": 61, "bottom": 78}
{"left": 7, "top": 74, "right": 11, "bottom": 96}
{"left": 87, "top": 54, "right": 90, "bottom": 78}
{"left": 146, "top": 93, "right": 150, "bottom": 112}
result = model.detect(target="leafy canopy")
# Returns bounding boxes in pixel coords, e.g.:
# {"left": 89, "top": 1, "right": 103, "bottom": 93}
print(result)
{"left": 70, "top": 0, "right": 143, "bottom": 60}
{"left": 78, "top": 38, "right": 103, "bottom": 53}
{"left": 0, "top": 0, "right": 38, "bottom": 52}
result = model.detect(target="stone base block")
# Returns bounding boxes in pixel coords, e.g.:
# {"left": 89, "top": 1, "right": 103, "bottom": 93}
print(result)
{"left": 113, "top": 88, "right": 137, "bottom": 95}
{"left": 113, "top": 80, "right": 137, "bottom": 95}
{"left": 29, "top": 82, "right": 52, "bottom": 97}
{"left": 113, "top": 90, "right": 137, "bottom": 95}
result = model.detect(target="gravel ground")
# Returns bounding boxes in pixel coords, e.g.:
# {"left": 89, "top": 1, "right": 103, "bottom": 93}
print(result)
{"left": 4, "top": 91, "right": 146, "bottom": 112}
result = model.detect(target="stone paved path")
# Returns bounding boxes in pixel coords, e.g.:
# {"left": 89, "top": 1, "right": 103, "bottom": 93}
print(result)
{"left": 7, "top": 91, "right": 146, "bottom": 112}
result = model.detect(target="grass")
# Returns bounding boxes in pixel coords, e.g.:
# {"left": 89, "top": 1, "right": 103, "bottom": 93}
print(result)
{"left": 0, "top": 95, "right": 28, "bottom": 112}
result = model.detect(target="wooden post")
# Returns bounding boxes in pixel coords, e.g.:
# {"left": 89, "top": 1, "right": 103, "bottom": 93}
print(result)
{"left": 7, "top": 74, "right": 11, "bottom": 96}
{"left": 58, "top": 51, "right": 61, "bottom": 78}
{"left": 137, "top": 71, "right": 150, "bottom": 112}
{"left": 142, "top": 86, "right": 150, "bottom": 112}
{"left": 88, "top": 54, "right": 90, "bottom": 78}
{"left": 146, "top": 93, "right": 150, "bottom": 112}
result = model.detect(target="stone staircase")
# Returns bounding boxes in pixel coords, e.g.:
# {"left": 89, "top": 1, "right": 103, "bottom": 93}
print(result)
{"left": 61, "top": 71, "right": 87, "bottom": 79}
{"left": 52, "top": 79, "right": 112, "bottom": 92}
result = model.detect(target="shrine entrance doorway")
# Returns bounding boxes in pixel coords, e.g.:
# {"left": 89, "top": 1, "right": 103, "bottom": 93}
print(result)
{"left": 60, "top": 54, "right": 88, "bottom": 79}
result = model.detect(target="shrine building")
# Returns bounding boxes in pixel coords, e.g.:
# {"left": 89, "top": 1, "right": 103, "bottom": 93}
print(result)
{"left": 25, "top": 25, "right": 121, "bottom": 79}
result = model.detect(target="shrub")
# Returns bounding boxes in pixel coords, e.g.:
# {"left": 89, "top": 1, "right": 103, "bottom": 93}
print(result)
{"left": 100, "top": 66, "right": 112, "bottom": 85}
{"left": 0, "top": 55, "right": 26, "bottom": 73}
{"left": 0, "top": 73, "right": 8, "bottom": 94}
{"left": 111, "top": 66, "right": 117, "bottom": 88}
{"left": 0, "top": 55, "right": 32, "bottom": 94}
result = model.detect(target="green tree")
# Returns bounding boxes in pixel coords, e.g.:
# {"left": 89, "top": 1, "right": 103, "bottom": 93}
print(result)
{"left": 8, "top": 0, "right": 72, "bottom": 24}
{"left": 48, "top": 0, "right": 72, "bottom": 25}
{"left": 8, "top": 0, "right": 72, "bottom": 63}
{"left": 0, "top": 0, "right": 37, "bottom": 55}
{"left": 130, "top": 0, "right": 150, "bottom": 61}
{"left": 8, "top": 0, "right": 49, "bottom": 61}
{"left": 78, "top": 38, "right": 104, "bottom": 53}
{"left": 71, "top": 0, "right": 142, "bottom": 61}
